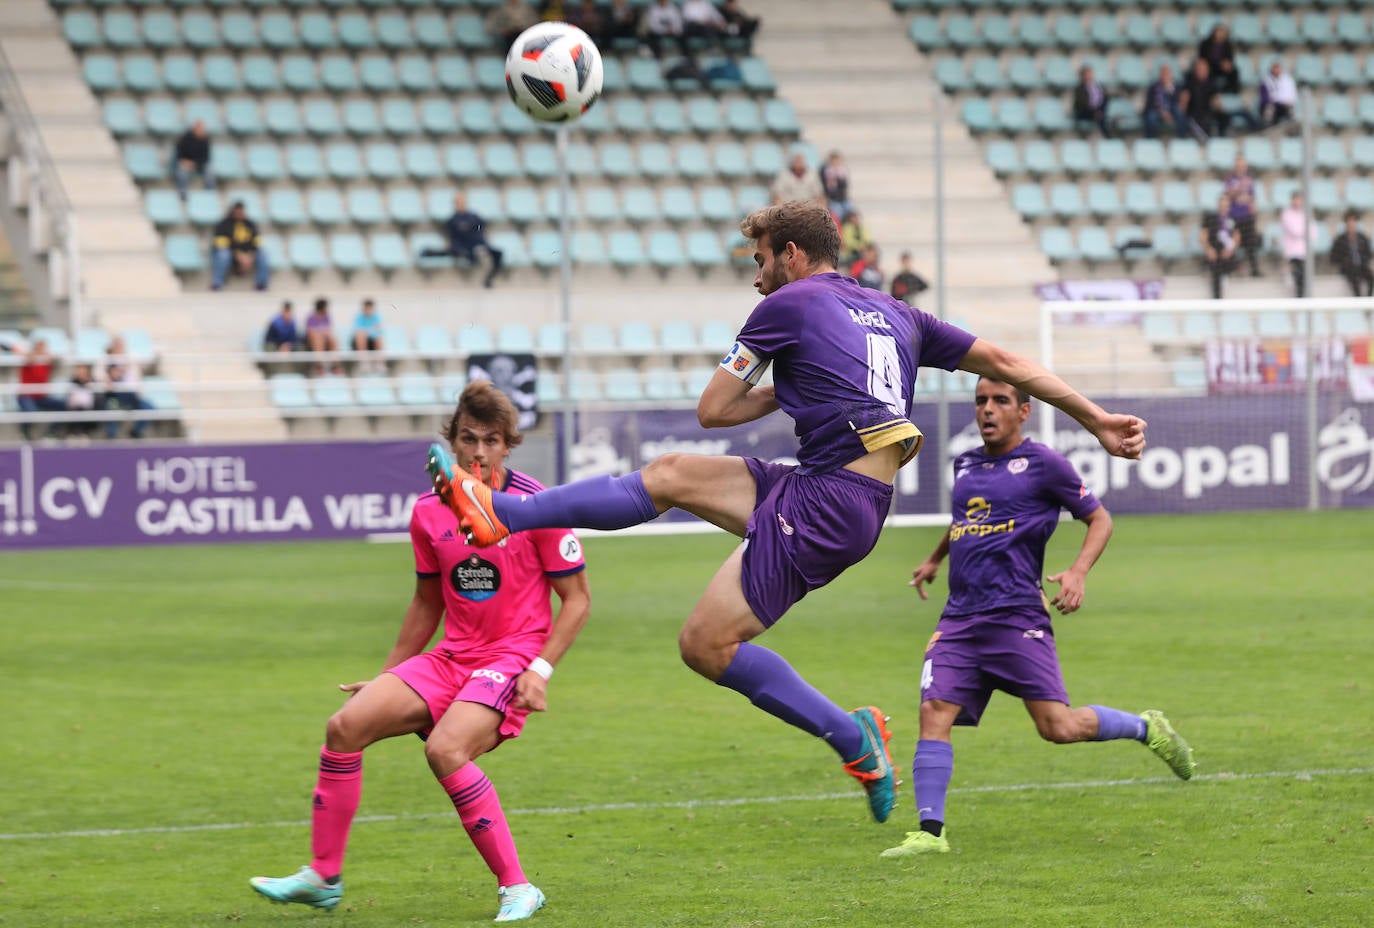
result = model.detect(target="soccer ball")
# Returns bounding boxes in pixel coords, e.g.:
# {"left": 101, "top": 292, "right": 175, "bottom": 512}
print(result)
{"left": 504, "top": 22, "right": 604, "bottom": 123}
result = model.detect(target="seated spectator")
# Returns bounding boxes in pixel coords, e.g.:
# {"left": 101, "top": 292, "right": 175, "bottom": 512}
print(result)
{"left": 1200, "top": 193, "right": 1240, "bottom": 299}
{"left": 567, "top": 2, "right": 606, "bottom": 47}
{"left": 264, "top": 301, "right": 299, "bottom": 352}
{"left": 721, "top": 0, "right": 760, "bottom": 52}
{"left": 540, "top": 0, "right": 569, "bottom": 22}
{"left": 820, "top": 150, "right": 852, "bottom": 218}
{"left": 351, "top": 298, "right": 386, "bottom": 374}
{"left": 604, "top": 0, "right": 642, "bottom": 49}
{"left": 17, "top": 339, "right": 64, "bottom": 441}
{"left": 1224, "top": 155, "right": 1262, "bottom": 277}
{"left": 102, "top": 336, "right": 153, "bottom": 440}
{"left": 643, "top": 0, "right": 686, "bottom": 58}
{"left": 1279, "top": 192, "right": 1317, "bottom": 298}
{"left": 419, "top": 193, "right": 505, "bottom": 289}
{"left": 1180, "top": 58, "right": 1222, "bottom": 139}
{"left": 681, "top": 0, "right": 728, "bottom": 45}
{"left": 889, "top": 251, "right": 930, "bottom": 305}
{"left": 1142, "top": 63, "right": 1186, "bottom": 140}
{"left": 486, "top": 0, "right": 537, "bottom": 49}
{"left": 211, "top": 200, "right": 270, "bottom": 292}
{"left": 65, "top": 364, "right": 100, "bottom": 441}
{"left": 171, "top": 120, "right": 214, "bottom": 201}
{"left": 770, "top": 153, "right": 823, "bottom": 206}
{"left": 1259, "top": 60, "right": 1297, "bottom": 128}
{"left": 849, "top": 244, "right": 884, "bottom": 291}
{"left": 1071, "top": 65, "right": 1110, "bottom": 137}
{"left": 305, "top": 297, "right": 343, "bottom": 375}
{"left": 839, "top": 210, "right": 873, "bottom": 266}
{"left": 1330, "top": 211, "right": 1374, "bottom": 297}
{"left": 1197, "top": 24, "right": 1239, "bottom": 95}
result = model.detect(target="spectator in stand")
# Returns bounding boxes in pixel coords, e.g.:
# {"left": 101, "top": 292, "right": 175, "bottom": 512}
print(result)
{"left": 1198, "top": 24, "right": 1239, "bottom": 95}
{"left": 486, "top": 0, "right": 537, "bottom": 49}
{"left": 305, "top": 297, "right": 343, "bottom": 376}
{"left": 721, "top": 0, "right": 760, "bottom": 52}
{"left": 1330, "top": 210, "right": 1374, "bottom": 297}
{"left": 567, "top": 2, "right": 606, "bottom": 48}
{"left": 849, "top": 244, "right": 884, "bottom": 291}
{"left": 1279, "top": 192, "right": 1318, "bottom": 298}
{"left": 890, "top": 251, "right": 931, "bottom": 305}
{"left": 17, "top": 339, "right": 64, "bottom": 441}
{"left": 604, "top": 0, "right": 642, "bottom": 50}
{"left": 171, "top": 120, "right": 214, "bottom": 201}
{"left": 1224, "top": 155, "right": 1262, "bottom": 278}
{"left": 1071, "top": 65, "right": 1110, "bottom": 137}
{"left": 264, "top": 301, "right": 299, "bottom": 353}
{"left": 643, "top": 0, "right": 686, "bottom": 58}
{"left": 102, "top": 336, "right": 153, "bottom": 440}
{"left": 1259, "top": 60, "right": 1297, "bottom": 128}
{"left": 1142, "top": 63, "right": 1186, "bottom": 140}
{"left": 682, "top": 0, "right": 728, "bottom": 46}
{"left": 820, "top": 150, "right": 852, "bottom": 218}
{"left": 420, "top": 193, "right": 505, "bottom": 289}
{"left": 839, "top": 209, "right": 873, "bottom": 267}
{"left": 351, "top": 298, "right": 386, "bottom": 374}
{"left": 211, "top": 200, "right": 270, "bottom": 292}
{"left": 1180, "top": 58, "right": 1222, "bottom": 140}
{"left": 540, "top": 0, "right": 568, "bottom": 22}
{"left": 770, "top": 153, "right": 823, "bottom": 206}
{"left": 1200, "top": 193, "right": 1241, "bottom": 299}
{"left": 65, "top": 364, "right": 100, "bottom": 441}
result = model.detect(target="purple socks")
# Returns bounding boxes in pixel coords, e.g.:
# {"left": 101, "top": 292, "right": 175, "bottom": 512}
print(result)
{"left": 913, "top": 739, "right": 954, "bottom": 831}
{"left": 492, "top": 472, "right": 660, "bottom": 533}
{"left": 716, "top": 642, "right": 863, "bottom": 759}
{"left": 1089, "top": 705, "right": 1148, "bottom": 742}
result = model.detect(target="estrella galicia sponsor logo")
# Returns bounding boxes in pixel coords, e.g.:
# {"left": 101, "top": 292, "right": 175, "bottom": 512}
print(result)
{"left": 452, "top": 554, "right": 500, "bottom": 601}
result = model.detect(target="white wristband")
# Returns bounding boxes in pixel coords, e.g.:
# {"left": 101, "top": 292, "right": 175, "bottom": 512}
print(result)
{"left": 527, "top": 657, "right": 554, "bottom": 681}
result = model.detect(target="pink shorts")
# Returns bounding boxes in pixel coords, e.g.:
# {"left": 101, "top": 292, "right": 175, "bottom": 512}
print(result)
{"left": 387, "top": 649, "right": 532, "bottom": 741}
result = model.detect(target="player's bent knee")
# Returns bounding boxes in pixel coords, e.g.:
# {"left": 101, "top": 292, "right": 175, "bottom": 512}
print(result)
{"left": 677, "top": 624, "right": 728, "bottom": 680}
{"left": 642, "top": 453, "right": 692, "bottom": 503}
{"left": 423, "top": 739, "right": 474, "bottom": 777}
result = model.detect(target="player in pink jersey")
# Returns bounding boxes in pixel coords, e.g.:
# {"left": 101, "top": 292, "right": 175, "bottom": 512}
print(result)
{"left": 250, "top": 381, "right": 591, "bottom": 923}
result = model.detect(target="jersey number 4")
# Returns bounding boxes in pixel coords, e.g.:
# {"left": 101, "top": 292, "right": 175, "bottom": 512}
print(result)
{"left": 865, "top": 333, "right": 905, "bottom": 414}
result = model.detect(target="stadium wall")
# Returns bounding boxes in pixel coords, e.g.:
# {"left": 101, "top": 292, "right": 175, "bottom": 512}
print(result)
{"left": 4, "top": 393, "right": 1373, "bottom": 550}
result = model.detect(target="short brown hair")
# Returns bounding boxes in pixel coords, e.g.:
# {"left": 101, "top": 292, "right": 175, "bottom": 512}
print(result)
{"left": 740, "top": 200, "right": 841, "bottom": 269}
{"left": 443, "top": 380, "right": 523, "bottom": 448}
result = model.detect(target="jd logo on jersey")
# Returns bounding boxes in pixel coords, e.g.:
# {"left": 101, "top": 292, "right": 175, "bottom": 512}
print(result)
{"left": 452, "top": 554, "right": 501, "bottom": 602}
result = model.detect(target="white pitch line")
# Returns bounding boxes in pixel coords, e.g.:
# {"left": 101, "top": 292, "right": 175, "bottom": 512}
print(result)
{"left": 1, "top": 766, "right": 1368, "bottom": 843}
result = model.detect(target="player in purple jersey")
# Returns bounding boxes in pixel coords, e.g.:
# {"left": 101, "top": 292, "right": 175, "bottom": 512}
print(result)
{"left": 880, "top": 378, "right": 1195, "bottom": 860}
{"left": 427, "top": 200, "right": 1149, "bottom": 827}
{"left": 250, "top": 382, "right": 590, "bottom": 921}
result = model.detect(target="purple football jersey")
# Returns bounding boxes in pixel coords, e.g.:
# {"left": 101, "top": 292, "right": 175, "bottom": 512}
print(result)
{"left": 942, "top": 439, "right": 1101, "bottom": 620}
{"left": 735, "top": 272, "right": 975, "bottom": 474}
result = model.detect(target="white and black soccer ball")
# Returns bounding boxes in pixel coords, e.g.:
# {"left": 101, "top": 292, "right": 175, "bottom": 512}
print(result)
{"left": 504, "top": 22, "right": 604, "bottom": 124}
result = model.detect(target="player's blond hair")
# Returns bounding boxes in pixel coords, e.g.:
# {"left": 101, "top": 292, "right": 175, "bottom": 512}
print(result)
{"left": 443, "top": 380, "right": 524, "bottom": 448}
{"left": 740, "top": 200, "right": 841, "bottom": 269}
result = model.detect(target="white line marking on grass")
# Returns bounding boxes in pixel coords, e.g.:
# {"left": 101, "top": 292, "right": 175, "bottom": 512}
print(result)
{"left": 2, "top": 766, "right": 1367, "bottom": 842}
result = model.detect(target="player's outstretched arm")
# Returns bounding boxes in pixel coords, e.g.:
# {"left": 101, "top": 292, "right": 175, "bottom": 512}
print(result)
{"left": 1047, "top": 505, "right": 1113, "bottom": 615}
{"left": 514, "top": 569, "right": 591, "bottom": 712}
{"left": 909, "top": 528, "right": 952, "bottom": 601}
{"left": 959, "top": 339, "right": 1147, "bottom": 459}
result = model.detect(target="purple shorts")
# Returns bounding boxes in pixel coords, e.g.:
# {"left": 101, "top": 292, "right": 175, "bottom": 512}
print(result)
{"left": 387, "top": 648, "right": 531, "bottom": 741}
{"left": 920, "top": 610, "right": 1070, "bottom": 726}
{"left": 740, "top": 458, "right": 893, "bottom": 627}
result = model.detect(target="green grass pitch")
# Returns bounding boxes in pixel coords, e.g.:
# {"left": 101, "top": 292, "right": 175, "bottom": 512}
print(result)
{"left": 2, "top": 510, "right": 1370, "bottom": 927}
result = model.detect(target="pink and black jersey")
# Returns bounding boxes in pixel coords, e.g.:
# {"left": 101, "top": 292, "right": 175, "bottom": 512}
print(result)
{"left": 943, "top": 439, "right": 1100, "bottom": 621}
{"left": 409, "top": 468, "right": 585, "bottom": 662}
{"left": 734, "top": 272, "right": 975, "bottom": 475}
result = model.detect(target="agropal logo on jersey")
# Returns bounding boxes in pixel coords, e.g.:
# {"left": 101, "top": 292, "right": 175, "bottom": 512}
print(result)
{"left": 949, "top": 496, "right": 1015, "bottom": 542}
{"left": 452, "top": 554, "right": 500, "bottom": 602}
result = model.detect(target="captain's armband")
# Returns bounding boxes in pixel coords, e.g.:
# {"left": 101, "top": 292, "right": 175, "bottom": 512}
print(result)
{"left": 719, "top": 341, "right": 771, "bottom": 385}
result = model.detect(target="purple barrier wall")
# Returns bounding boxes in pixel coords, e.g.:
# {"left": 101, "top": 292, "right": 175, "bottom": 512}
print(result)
{"left": 0, "top": 440, "right": 432, "bottom": 550}
{"left": 4, "top": 395, "right": 1372, "bottom": 549}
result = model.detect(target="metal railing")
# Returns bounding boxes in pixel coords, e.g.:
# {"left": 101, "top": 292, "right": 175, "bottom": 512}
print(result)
{"left": 0, "top": 42, "right": 82, "bottom": 333}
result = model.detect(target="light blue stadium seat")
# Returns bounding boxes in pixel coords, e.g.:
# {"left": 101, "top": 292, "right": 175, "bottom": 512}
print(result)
{"left": 1171, "top": 357, "right": 1206, "bottom": 392}
{"left": 1346, "top": 178, "right": 1374, "bottom": 212}
{"left": 638, "top": 141, "right": 674, "bottom": 178}
{"left": 435, "top": 56, "right": 474, "bottom": 92}
{"left": 1078, "top": 227, "right": 1116, "bottom": 262}
{"left": 320, "top": 56, "right": 358, "bottom": 93}
{"left": 458, "top": 99, "right": 496, "bottom": 135}
{"left": 398, "top": 55, "right": 436, "bottom": 92}
{"left": 458, "top": 324, "right": 495, "bottom": 354}
{"left": 712, "top": 141, "right": 750, "bottom": 178}
{"left": 266, "top": 188, "right": 305, "bottom": 227}
{"left": 1059, "top": 138, "right": 1093, "bottom": 176}
{"left": 1086, "top": 182, "right": 1121, "bottom": 218}
{"left": 102, "top": 10, "right": 140, "bottom": 48}
{"left": 262, "top": 99, "right": 299, "bottom": 136}
{"left": 504, "top": 187, "right": 541, "bottom": 225}
{"left": 522, "top": 142, "right": 558, "bottom": 180}
{"left": 685, "top": 96, "right": 720, "bottom": 133}
{"left": 935, "top": 57, "right": 969, "bottom": 92}
{"left": 279, "top": 56, "right": 317, "bottom": 94}
{"left": 608, "top": 231, "right": 646, "bottom": 268}
{"left": 343, "top": 99, "right": 383, "bottom": 136}
{"left": 347, "top": 189, "right": 386, "bottom": 225}
{"left": 370, "top": 234, "right": 408, "bottom": 273}
{"left": 124, "top": 143, "right": 163, "bottom": 182}
{"left": 671, "top": 142, "right": 711, "bottom": 180}
{"left": 1022, "top": 140, "right": 1058, "bottom": 176}
{"left": 494, "top": 323, "right": 535, "bottom": 353}
{"left": 1012, "top": 183, "right": 1049, "bottom": 220}
{"left": 970, "top": 57, "right": 1007, "bottom": 93}
{"left": 1322, "top": 95, "right": 1357, "bottom": 130}
{"left": 748, "top": 140, "right": 784, "bottom": 177}
{"left": 626, "top": 57, "right": 667, "bottom": 93}
{"left": 62, "top": 11, "right": 100, "bottom": 48}
{"left": 312, "top": 377, "right": 355, "bottom": 409}
{"left": 647, "top": 231, "right": 686, "bottom": 270}
{"left": 443, "top": 143, "right": 481, "bottom": 180}
{"left": 543, "top": 188, "right": 579, "bottom": 223}
{"left": 145, "top": 189, "right": 185, "bottom": 226}
{"left": 659, "top": 320, "right": 697, "bottom": 354}
{"left": 643, "top": 366, "right": 684, "bottom": 402}
{"left": 1049, "top": 183, "right": 1086, "bottom": 219}
{"left": 996, "top": 98, "right": 1032, "bottom": 134}
{"left": 270, "top": 373, "right": 312, "bottom": 409}
{"left": 960, "top": 98, "right": 994, "bottom": 133}
{"left": 244, "top": 143, "right": 282, "bottom": 181}
{"left": 1181, "top": 312, "right": 1217, "bottom": 341}
{"left": 527, "top": 231, "right": 563, "bottom": 269}
{"left": 1040, "top": 226, "right": 1077, "bottom": 263}
{"left": 280, "top": 143, "right": 320, "bottom": 182}
{"left": 185, "top": 189, "right": 222, "bottom": 226}
{"left": 414, "top": 324, "right": 453, "bottom": 356}
{"left": 985, "top": 139, "right": 1020, "bottom": 176}
{"left": 224, "top": 96, "right": 261, "bottom": 136}
{"left": 289, "top": 234, "right": 328, "bottom": 272}
{"left": 354, "top": 376, "right": 398, "bottom": 408}
{"left": 1314, "top": 137, "right": 1347, "bottom": 173}
{"left": 483, "top": 142, "right": 521, "bottom": 179}
{"left": 660, "top": 187, "right": 697, "bottom": 223}
{"left": 397, "top": 372, "right": 439, "bottom": 406}
{"left": 651, "top": 99, "right": 688, "bottom": 135}
{"left": 401, "top": 142, "right": 441, "bottom": 180}
{"left": 497, "top": 103, "right": 538, "bottom": 136}
{"left": 454, "top": 13, "right": 488, "bottom": 50}
{"left": 361, "top": 142, "right": 401, "bottom": 180}
{"left": 1335, "top": 12, "right": 1370, "bottom": 47}
{"left": 164, "top": 234, "right": 205, "bottom": 272}
{"left": 1151, "top": 224, "right": 1188, "bottom": 262}
{"left": 1005, "top": 56, "right": 1040, "bottom": 93}
{"left": 1159, "top": 181, "right": 1196, "bottom": 216}
{"left": 685, "top": 230, "right": 726, "bottom": 266}
{"left": 143, "top": 98, "right": 183, "bottom": 136}
{"left": 387, "top": 187, "right": 426, "bottom": 226}
{"left": 326, "top": 143, "right": 364, "bottom": 181}
{"left": 622, "top": 187, "right": 659, "bottom": 223}
{"left": 576, "top": 322, "right": 614, "bottom": 354}
{"left": 603, "top": 368, "right": 643, "bottom": 403}
{"left": 474, "top": 57, "right": 507, "bottom": 93}
{"left": 83, "top": 54, "right": 120, "bottom": 92}
{"left": 698, "top": 186, "right": 736, "bottom": 223}
{"left": 73, "top": 327, "right": 110, "bottom": 360}
{"left": 534, "top": 322, "right": 564, "bottom": 357}
{"left": 617, "top": 321, "right": 656, "bottom": 354}
{"left": 763, "top": 99, "right": 801, "bottom": 135}
{"left": 467, "top": 187, "right": 504, "bottom": 222}
{"left": 409, "top": 14, "right": 447, "bottom": 51}
{"left": 1123, "top": 181, "right": 1159, "bottom": 218}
